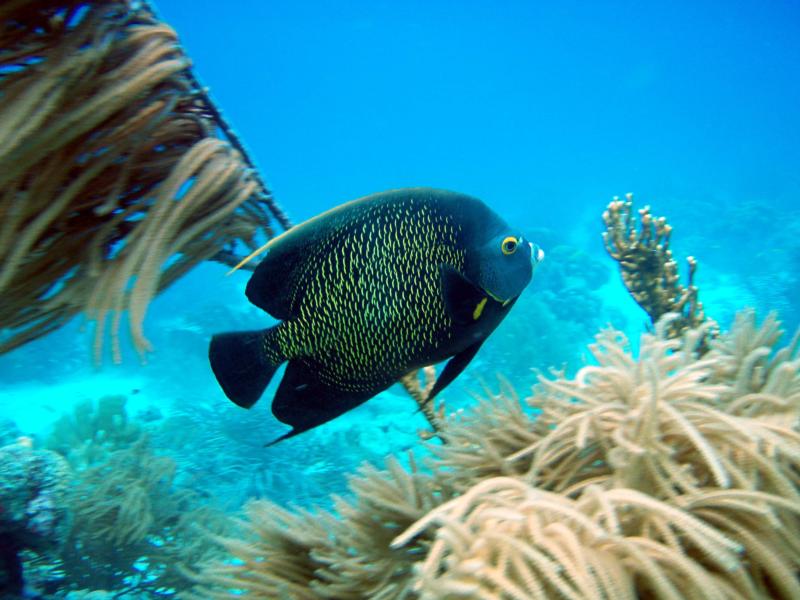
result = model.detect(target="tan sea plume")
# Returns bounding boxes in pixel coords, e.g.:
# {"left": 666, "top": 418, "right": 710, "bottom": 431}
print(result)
{"left": 0, "top": 0, "right": 289, "bottom": 362}
{"left": 190, "top": 310, "right": 800, "bottom": 599}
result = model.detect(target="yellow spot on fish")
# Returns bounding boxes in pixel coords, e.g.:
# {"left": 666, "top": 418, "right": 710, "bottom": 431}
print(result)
{"left": 473, "top": 297, "right": 488, "bottom": 320}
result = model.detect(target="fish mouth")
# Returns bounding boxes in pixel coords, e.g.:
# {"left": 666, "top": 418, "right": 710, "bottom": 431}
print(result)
{"left": 530, "top": 242, "right": 545, "bottom": 264}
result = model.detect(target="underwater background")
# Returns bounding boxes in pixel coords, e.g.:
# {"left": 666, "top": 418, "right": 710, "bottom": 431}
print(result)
{"left": 1, "top": 0, "right": 800, "bottom": 597}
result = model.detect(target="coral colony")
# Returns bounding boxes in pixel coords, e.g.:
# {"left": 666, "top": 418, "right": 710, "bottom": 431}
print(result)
{"left": 0, "top": 1, "right": 288, "bottom": 364}
{"left": 1, "top": 1, "right": 799, "bottom": 598}
{"left": 189, "top": 205, "right": 800, "bottom": 599}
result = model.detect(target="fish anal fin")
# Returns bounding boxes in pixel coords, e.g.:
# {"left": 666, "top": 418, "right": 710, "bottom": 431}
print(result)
{"left": 269, "top": 360, "right": 382, "bottom": 442}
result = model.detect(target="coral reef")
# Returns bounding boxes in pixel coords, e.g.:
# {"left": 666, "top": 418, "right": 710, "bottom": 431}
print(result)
{"left": 58, "top": 435, "right": 231, "bottom": 595}
{"left": 679, "top": 198, "right": 800, "bottom": 333}
{"left": 45, "top": 395, "right": 141, "bottom": 469}
{"left": 0, "top": 419, "right": 20, "bottom": 447}
{"left": 155, "top": 397, "right": 396, "bottom": 511}
{"left": 190, "top": 310, "right": 800, "bottom": 599}
{"left": 70, "top": 436, "right": 183, "bottom": 546}
{"left": 542, "top": 244, "right": 610, "bottom": 296}
{"left": 539, "top": 246, "right": 607, "bottom": 338}
{"left": 0, "top": 395, "right": 234, "bottom": 597}
{"left": 0, "top": 0, "right": 288, "bottom": 362}
{"left": 602, "top": 194, "right": 717, "bottom": 345}
{"left": 187, "top": 457, "right": 444, "bottom": 600}
{"left": 0, "top": 440, "right": 72, "bottom": 595}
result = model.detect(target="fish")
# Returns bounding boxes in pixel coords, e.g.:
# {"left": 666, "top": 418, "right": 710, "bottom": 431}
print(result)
{"left": 208, "top": 187, "right": 544, "bottom": 444}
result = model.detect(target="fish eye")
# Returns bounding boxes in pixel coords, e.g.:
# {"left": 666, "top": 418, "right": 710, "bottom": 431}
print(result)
{"left": 501, "top": 236, "right": 518, "bottom": 255}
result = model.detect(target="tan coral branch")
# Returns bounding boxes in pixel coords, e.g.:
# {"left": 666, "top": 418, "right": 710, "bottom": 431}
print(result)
{"left": 0, "top": 0, "right": 285, "bottom": 361}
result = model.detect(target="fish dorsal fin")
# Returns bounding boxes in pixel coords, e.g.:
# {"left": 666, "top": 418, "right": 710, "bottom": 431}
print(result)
{"left": 440, "top": 264, "right": 487, "bottom": 324}
{"left": 245, "top": 188, "right": 478, "bottom": 321}
{"left": 245, "top": 236, "right": 313, "bottom": 320}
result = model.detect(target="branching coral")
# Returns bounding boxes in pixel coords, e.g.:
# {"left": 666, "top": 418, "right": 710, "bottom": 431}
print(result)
{"left": 417, "top": 313, "right": 800, "bottom": 598}
{"left": 0, "top": 0, "right": 289, "bottom": 362}
{"left": 36, "top": 399, "right": 232, "bottom": 595}
{"left": 602, "top": 194, "right": 717, "bottom": 344}
{"left": 400, "top": 366, "right": 446, "bottom": 440}
{"left": 706, "top": 310, "right": 800, "bottom": 403}
{"left": 45, "top": 395, "right": 141, "bottom": 468}
{"left": 189, "top": 457, "right": 446, "bottom": 599}
{"left": 69, "top": 436, "right": 179, "bottom": 546}
{"left": 392, "top": 478, "right": 766, "bottom": 600}
{"left": 191, "top": 311, "right": 800, "bottom": 599}
{"left": 59, "top": 435, "right": 233, "bottom": 595}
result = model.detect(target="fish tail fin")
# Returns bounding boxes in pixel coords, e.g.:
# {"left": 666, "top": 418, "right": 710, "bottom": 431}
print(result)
{"left": 208, "top": 327, "right": 283, "bottom": 409}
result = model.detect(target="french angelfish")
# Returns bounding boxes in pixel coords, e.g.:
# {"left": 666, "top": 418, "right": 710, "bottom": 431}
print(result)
{"left": 209, "top": 188, "right": 543, "bottom": 444}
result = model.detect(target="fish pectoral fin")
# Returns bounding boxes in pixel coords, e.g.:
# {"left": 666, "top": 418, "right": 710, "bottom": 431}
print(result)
{"left": 439, "top": 264, "right": 487, "bottom": 324}
{"left": 267, "top": 360, "right": 378, "bottom": 444}
{"left": 426, "top": 340, "right": 484, "bottom": 403}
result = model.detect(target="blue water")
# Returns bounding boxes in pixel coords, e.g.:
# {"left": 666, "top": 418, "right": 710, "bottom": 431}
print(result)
{"left": 1, "top": 1, "right": 799, "bottom": 597}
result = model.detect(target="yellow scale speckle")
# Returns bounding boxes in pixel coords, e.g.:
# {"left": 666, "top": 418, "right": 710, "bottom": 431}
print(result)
{"left": 272, "top": 200, "right": 464, "bottom": 393}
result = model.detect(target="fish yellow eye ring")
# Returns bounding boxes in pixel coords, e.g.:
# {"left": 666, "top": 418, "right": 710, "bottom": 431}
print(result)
{"left": 501, "top": 236, "right": 518, "bottom": 255}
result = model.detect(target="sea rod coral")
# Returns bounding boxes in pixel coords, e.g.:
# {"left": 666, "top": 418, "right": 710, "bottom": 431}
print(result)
{"left": 19, "top": 396, "right": 234, "bottom": 597}
{"left": 602, "top": 193, "right": 717, "bottom": 345}
{"left": 190, "top": 309, "right": 800, "bottom": 599}
{"left": 0, "top": 0, "right": 289, "bottom": 362}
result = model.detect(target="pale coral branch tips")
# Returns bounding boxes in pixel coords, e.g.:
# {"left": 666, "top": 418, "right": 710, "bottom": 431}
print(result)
{"left": 0, "top": 1, "right": 286, "bottom": 362}
{"left": 602, "top": 193, "right": 718, "bottom": 346}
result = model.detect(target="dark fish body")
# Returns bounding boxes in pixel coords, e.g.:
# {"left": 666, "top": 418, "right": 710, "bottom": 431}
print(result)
{"left": 209, "top": 188, "right": 542, "bottom": 443}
